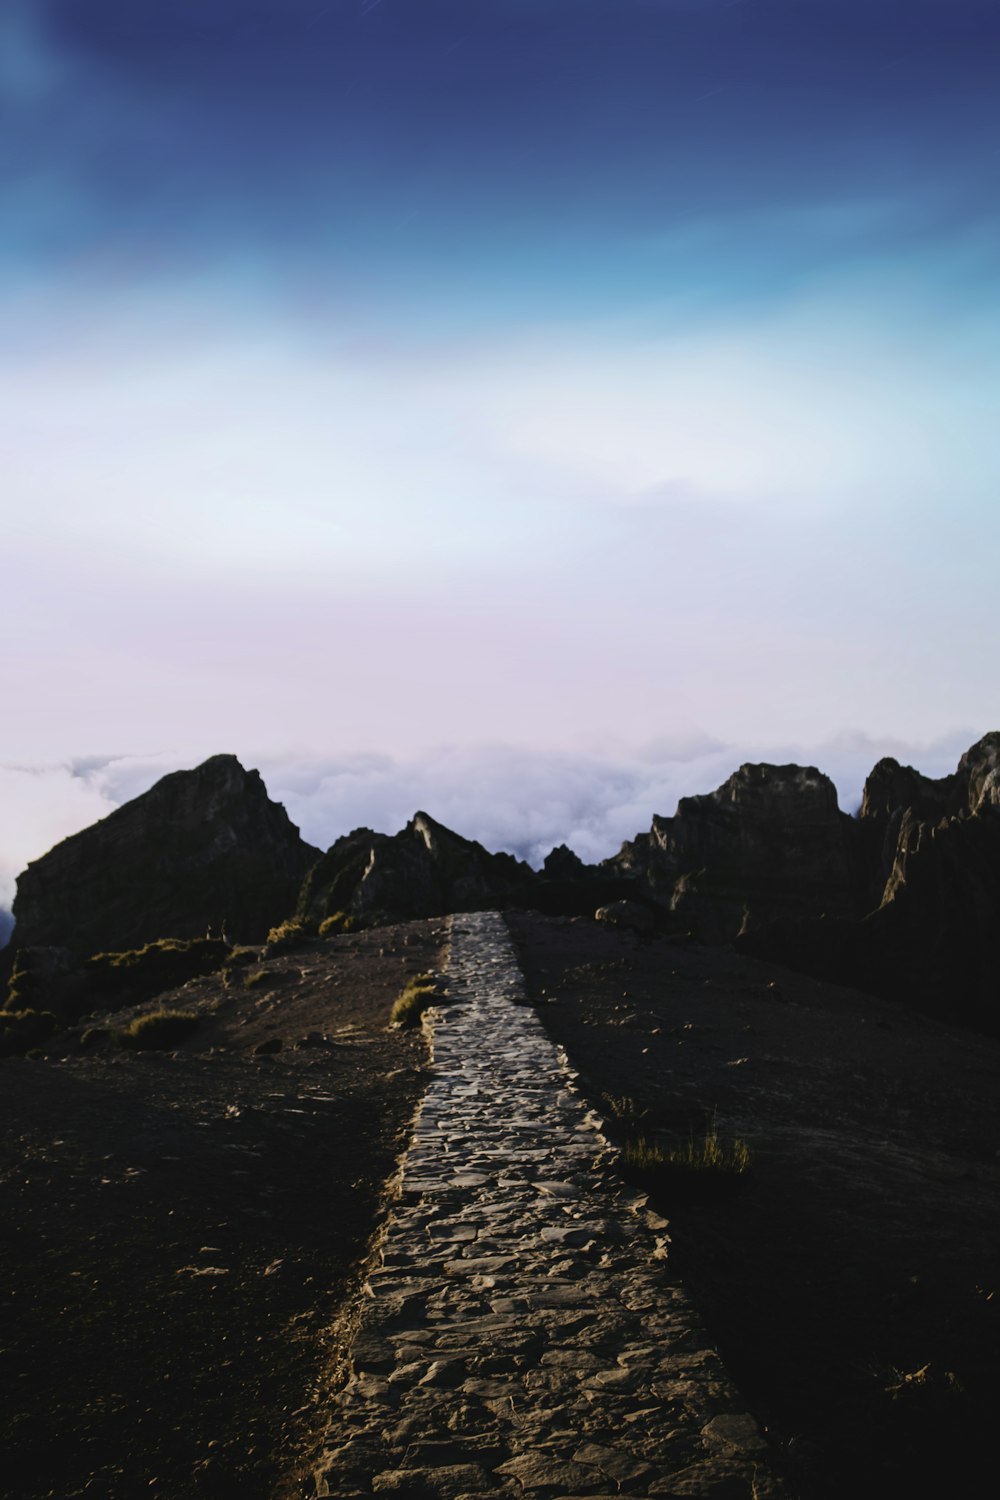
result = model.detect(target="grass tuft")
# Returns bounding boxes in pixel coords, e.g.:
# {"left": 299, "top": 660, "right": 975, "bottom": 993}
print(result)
{"left": 318, "top": 912, "right": 351, "bottom": 937}
{"left": 115, "top": 1009, "right": 200, "bottom": 1051}
{"left": 625, "top": 1128, "right": 751, "bottom": 1177}
{"left": 603, "top": 1093, "right": 641, "bottom": 1124}
{"left": 264, "top": 919, "right": 310, "bottom": 954}
{"left": 317, "top": 911, "right": 364, "bottom": 936}
{"left": 620, "top": 1116, "right": 751, "bottom": 1201}
{"left": 390, "top": 976, "right": 439, "bottom": 1029}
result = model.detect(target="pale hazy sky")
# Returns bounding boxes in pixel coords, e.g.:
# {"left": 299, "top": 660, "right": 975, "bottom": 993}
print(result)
{"left": 2, "top": 2, "right": 998, "bottom": 917}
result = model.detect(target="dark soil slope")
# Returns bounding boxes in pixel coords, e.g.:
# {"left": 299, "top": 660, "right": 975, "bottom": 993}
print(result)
{"left": 507, "top": 912, "right": 1000, "bottom": 1500}
{"left": 0, "top": 919, "right": 446, "bottom": 1500}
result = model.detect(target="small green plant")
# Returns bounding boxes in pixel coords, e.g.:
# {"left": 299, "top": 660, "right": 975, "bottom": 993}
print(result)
{"left": 390, "top": 976, "right": 439, "bottom": 1029}
{"left": 243, "top": 969, "right": 269, "bottom": 988}
{"left": 115, "top": 1009, "right": 200, "bottom": 1051}
{"left": 0, "top": 1008, "right": 58, "bottom": 1057}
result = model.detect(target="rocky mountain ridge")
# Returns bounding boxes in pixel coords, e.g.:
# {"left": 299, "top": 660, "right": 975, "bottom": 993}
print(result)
{"left": 5, "top": 734, "right": 1000, "bottom": 1033}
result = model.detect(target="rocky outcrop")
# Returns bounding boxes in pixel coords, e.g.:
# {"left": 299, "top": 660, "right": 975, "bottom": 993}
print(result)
{"left": 741, "top": 733, "right": 1000, "bottom": 1032}
{"left": 595, "top": 899, "right": 656, "bottom": 936}
{"left": 9, "top": 755, "right": 320, "bottom": 958}
{"left": 604, "top": 762, "right": 864, "bottom": 943}
{"left": 852, "top": 735, "right": 1000, "bottom": 1026}
{"left": 600, "top": 739, "right": 1000, "bottom": 1029}
{"left": 297, "top": 811, "right": 539, "bottom": 926}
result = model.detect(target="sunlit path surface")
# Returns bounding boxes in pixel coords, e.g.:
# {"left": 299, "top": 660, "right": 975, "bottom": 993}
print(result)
{"left": 314, "top": 912, "right": 779, "bottom": 1499}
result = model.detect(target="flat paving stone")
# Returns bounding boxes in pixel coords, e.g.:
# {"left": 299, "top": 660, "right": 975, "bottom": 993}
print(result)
{"left": 313, "top": 913, "right": 783, "bottom": 1500}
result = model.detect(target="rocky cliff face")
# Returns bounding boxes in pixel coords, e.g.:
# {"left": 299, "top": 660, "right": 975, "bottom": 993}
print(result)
{"left": 740, "top": 733, "right": 1000, "bottom": 1031}
{"left": 10, "top": 755, "right": 320, "bottom": 958}
{"left": 605, "top": 762, "right": 864, "bottom": 942}
{"left": 859, "top": 734, "right": 1000, "bottom": 1025}
{"left": 297, "top": 811, "right": 539, "bottom": 926}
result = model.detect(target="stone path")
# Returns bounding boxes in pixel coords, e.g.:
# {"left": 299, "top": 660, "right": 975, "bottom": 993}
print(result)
{"left": 313, "top": 912, "right": 780, "bottom": 1499}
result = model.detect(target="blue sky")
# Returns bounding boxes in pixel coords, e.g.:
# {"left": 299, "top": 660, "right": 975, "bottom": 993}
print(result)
{"left": 8, "top": 1, "right": 1000, "bottom": 326}
{"left": 2, "top": 0, "right": 999, "bottom": 907}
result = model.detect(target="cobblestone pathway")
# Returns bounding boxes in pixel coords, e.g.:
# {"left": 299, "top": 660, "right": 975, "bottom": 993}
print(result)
{"left": 313, "top": 912, "right": 780, "bottom": 1499}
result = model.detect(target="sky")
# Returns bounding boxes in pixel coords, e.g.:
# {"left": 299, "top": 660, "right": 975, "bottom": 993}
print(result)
{"left": 2, "top": 0, "right": 999, "bottom": 924}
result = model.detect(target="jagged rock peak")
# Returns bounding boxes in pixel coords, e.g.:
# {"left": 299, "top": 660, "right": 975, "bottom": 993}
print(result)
{"left": 298, "top": 811, "right": 538, "bottom": 927}
{"left": 407, "top": 810, "right": 473, "bottom": 852}
{"left": 675, "top": 761, "right": 843, "bottom": 819}
{"left": 957, "top": 731, "right": 1000, "bottom": 813}
{"left": 605, "top": 759, "right": 861, "bottom": 943}
{"left": 860, "top": 732, "right": 1000, "bottom": 825}
{"left": 10, "top": 755, "right": 320, "bottom": 957}
{"left": 543, "top": 844, "right": 589, "bottom": 879}
{"left": 860, "top": 758, "right": 960, "bottom": 827}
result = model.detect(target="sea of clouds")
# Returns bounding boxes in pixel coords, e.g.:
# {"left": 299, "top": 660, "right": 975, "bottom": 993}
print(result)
{"left": 0, "top": 728, "right": 978, "bottom": 942}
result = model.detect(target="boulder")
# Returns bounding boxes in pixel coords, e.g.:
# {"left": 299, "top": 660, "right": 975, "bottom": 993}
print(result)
{"left": 595, "top": 899, "right": 656, "bottom": 936}
{"left": 9, "top": 755, "right": 320, "bottom": 958}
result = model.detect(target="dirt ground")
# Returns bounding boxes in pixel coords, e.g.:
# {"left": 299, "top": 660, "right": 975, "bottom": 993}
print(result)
{"left": 0, "top": 919, "right": 447, "bottom": 1500}
{"left": 5, "top": 910, "right": 1000, "bottom": 1499}
{"left": 506, "top": 912, "right": 1000, "bottom": 1499}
